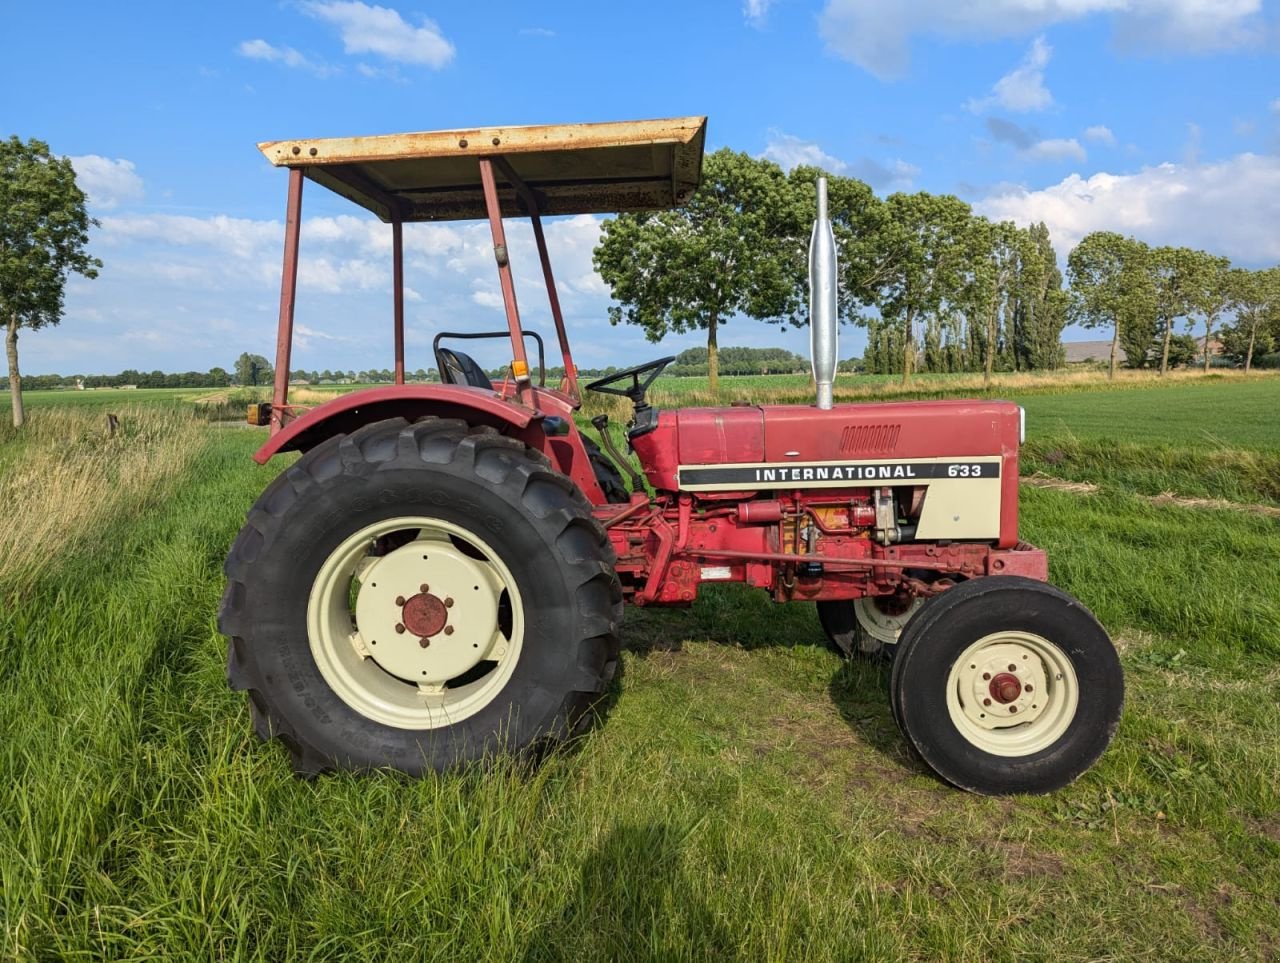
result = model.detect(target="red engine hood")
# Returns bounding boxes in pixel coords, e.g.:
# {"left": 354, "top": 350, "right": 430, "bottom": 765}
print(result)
{"left": 674, "top": 400, "right": 1020, "bottom": 464}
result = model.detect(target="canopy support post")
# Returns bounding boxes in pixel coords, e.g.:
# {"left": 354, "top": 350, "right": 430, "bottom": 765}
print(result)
{"left": 490, "top": 156, "right": 579, "bottom": 402}
{"left": 392, "top": 214, "right": 405, "bottom": 385}
{"left": 477, "top": 157, "right": 532, "bottom": 404}
{"left": 271, "top": 168, "right": 303, "bottom": 433}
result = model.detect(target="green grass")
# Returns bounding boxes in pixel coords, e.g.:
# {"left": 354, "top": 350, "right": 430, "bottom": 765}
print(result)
{"left": 1015, "top": 378, "right": 1280, "bottom": 450}
{"left": 2, "top": 375, "right": 1278, "bottom": 959}
{"left": 0, "top": 386, "right": 223, "bottom": 410}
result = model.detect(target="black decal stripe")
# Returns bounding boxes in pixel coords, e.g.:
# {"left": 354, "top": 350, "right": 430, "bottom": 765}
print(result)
{"left": 678, "top": 461, "right": 1001, "bottom": 487}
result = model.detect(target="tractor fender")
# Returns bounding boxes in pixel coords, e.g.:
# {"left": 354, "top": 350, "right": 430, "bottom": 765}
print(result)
{"left": 252, "top": 385, "right": 607, "bottom": 505}
{"left": 252, "top": 385, "right": 537, "bottom": 465}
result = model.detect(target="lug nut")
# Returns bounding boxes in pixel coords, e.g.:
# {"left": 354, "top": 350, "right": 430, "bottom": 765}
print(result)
{"left": 395, "top": 623, "right": 406, "bottom": 634}
{"left": 395, "top": 595, "right": 406, "bottom": 606}
{"left": 420, "top": 584, "right": 429, "bottom": 593}
{"left": 1024, "top": 684, "right": 1034, "bottom": 692}
{"left": 982, "top": 672, "right": 991, "bottom": 680}
{"left": 444, "top": 626, "right": 454, "bottom": 635}
{"left": 1009, "top": 706, "right": 1018, "bottom": 713}
{"left": 982, "top": 697, "right": 991, "bottom": 706}
{"left": 419, "top": 638, "right": 430, "bottom": 648}
{"left": 444, "top": 597, "right": 454, "bottom": 608}
{"left": 1008, "top": 664, "right": 1017, "bottom": 672}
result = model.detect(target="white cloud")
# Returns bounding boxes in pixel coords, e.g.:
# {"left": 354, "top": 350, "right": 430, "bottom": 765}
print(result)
{"left": 761, "top": 132, "right": 848, "bottom": 174}
{"left": 302, "top": 1, "right": 455, "bottom": 68}
{"left": 69, "top": 156, "right": 144, "bottom": 210}
{"left": 237, "top": 38, "right": 329, "bottom": 74}
{"left": 744, "top": 0, "right": 775, "bottom": 27}
{"left": 1024, "top": 137, "right": 1087, "bottom": 163}
{"left": 1270, "top": 98, "right": 1280, "bottom": 113}
{"left": 819, "top": 0, "right": 1264, "bottom": 79}
{"left": 97, "top": 213, "right": 280, "bottom": 260}
{"left": 1084, "top": 125, "right": 1116, "bottom": 145}
{"left": 759, "top": 132, "right": 918, "bottom": 190}
{"left": 978, "top": 152, "right": 1280, "bottom": 263}
{"left": 519, "top": 27, "right": 555, "bottom": 38}
{"left": 967, "top": 36, "right": 1053, "bottom": 113}
{"left": 984, "top": 118, "right": 1087, "bottom": 164}
{"left": 47, "top": 205, "right": 638, "bottom": 375}
{"left": 471, "top": 289, "right": 504, "bottom": 309}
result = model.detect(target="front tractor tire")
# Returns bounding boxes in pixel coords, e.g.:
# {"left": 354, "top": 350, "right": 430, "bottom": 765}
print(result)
{"left": 219, "top": 417, "right": 622, "bottom": 776}
{"left": 890, "top": 577, "right": 1123, "bottom": 795}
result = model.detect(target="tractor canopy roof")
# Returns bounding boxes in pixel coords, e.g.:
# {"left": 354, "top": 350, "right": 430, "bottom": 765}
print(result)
{"left": 258, "top": 116, "right": 707, "bottom": 223}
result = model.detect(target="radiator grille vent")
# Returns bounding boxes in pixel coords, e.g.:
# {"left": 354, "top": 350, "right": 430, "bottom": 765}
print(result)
{"left": 839, "top": 423, "right": 901, "bottom": 453}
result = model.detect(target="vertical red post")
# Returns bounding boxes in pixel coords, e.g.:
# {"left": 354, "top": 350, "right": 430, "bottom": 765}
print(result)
{"left": 477, "top": 157, "right": 532, "bottom": 403}
{"left": 530, "top": 211, "right": 579, "bottom": 400}
{"left": 271, "top": 168, "right": 304, "bottom": 433}
{"left": 392, "top": 215, "right": 405, "bottom": 385}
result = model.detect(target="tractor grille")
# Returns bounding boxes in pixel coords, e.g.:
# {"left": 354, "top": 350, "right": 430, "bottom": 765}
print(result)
{"left": 839, "top": 423, "right": 901, "bottom": 453}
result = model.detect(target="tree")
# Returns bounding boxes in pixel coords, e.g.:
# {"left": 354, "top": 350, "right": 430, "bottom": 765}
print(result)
{"left": 594, "top": 149, "right": 800, "bottom": 392}
{"left": 960, "top": 218, "right": 1023, "bottom": 385}
{"left": 1223, "top": 267, "right": 1280, "bottom": 371}
{"left": 1187, "top": 253, "right": 1231, "bottom": 372}
{"left": 0, "top": 137, "right": 101, "bottom": 427}
{"left": 1067, "top": 232, "right": 1154, "bottom": 380}
{"left": 865, "top": 192, "right": 974, "bottom": 384}
{"left": 234, "top": 352, "right": 273, "bottom": 386}
{"left": 1011, "top": 222, "right": 1067, "bottom": 371}
{"left": 1164, "top": 333, "right": 1199, "bottom": 368}
{"left": 1148, "top": 247, "right": 1202, "bottom": 375}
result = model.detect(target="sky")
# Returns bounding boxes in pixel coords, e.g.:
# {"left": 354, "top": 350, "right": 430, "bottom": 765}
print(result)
{"left": 3, "top": 0, "right": 1279, "bottom": 376}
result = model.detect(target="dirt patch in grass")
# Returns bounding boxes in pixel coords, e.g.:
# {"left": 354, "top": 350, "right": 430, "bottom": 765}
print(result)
{"left": 987, "top": 839, "right": 1065, "bottom": 881}
{"left": 1023, "top": 473, "right": 1280, "bottom": 519}
{"left": 1248, "top": 817, "right": 1280, "bottom": 843}
{"left": 1183, "top": 894, "right": 1231, "bottom": 944}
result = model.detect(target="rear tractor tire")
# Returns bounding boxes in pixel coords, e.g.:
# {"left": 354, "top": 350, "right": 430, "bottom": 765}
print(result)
{"left": 890, "top": 576, "right": 1123, "bottom": 795}
{"left": 219, "top": 416, "right": 622, "bottom": 776}
{"left": 817, "top": 595, "right": 923, "bottom": 659}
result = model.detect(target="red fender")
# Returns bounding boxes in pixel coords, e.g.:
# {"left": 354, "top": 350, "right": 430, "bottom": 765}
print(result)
{"left": 253, "top": 384, "right": 606, "bottom": 503}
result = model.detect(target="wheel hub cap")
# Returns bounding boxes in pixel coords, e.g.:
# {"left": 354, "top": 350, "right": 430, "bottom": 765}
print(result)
{"left": 989, "top": 672, "right": 1022, "bottom": 704}
{"left": 353, "top": 539, "right": 500, "bottom": 686}
{"left": 402, "top": 592, "right": 448, "bottom": 639}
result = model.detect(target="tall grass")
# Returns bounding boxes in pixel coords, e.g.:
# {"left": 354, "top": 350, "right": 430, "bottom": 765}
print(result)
{"left": 0, "top": 406, "right": 205, "bottom": 596}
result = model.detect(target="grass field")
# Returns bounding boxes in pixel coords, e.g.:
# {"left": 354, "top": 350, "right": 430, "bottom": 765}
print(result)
{"left": 1, "top": 372, "right": 1278, "bottom": 960}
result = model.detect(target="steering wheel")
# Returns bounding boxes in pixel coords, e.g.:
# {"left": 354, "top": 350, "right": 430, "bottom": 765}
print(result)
{"left": 584, "top": 356, "right": 675, "bottom": 407}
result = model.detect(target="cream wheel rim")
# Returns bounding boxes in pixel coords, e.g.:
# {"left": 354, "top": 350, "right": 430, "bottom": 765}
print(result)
{"left": 854, "top": 596, "right": 923, "bottom": 644}
{"left": 944, "top": 631, "right": 1078, "bottom": 757}
{"left": 307, "top": 515, "right": 523, "bottom": 730}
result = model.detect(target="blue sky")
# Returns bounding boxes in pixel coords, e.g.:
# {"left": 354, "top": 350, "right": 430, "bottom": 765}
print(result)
{"left": 3, "top": 0, "right": 1278, "bottom": 375}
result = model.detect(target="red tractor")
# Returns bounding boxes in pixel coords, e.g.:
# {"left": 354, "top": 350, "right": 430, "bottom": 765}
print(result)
{"left": 222, "top": 117, "right": 1122, "bottom": 795}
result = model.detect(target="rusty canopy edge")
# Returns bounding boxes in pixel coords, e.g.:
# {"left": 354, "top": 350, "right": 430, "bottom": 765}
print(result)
{"left": 256, "top": 116, "right": 707, "bottom": 223}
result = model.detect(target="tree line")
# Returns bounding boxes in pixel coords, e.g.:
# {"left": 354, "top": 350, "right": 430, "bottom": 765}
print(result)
{"left": 1067, "top": 234, "right": 1280, "bottom": 377}
{"left": 594, "top": 149, "right": 1280, "bottom": 388}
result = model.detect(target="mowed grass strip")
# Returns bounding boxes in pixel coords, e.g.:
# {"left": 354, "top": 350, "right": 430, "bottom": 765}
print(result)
{"left": 0, "top": 383, "right": 1277, "bottom": 959}
{"left": 1022, "top": 437, "right": 1280, "bottom": 508}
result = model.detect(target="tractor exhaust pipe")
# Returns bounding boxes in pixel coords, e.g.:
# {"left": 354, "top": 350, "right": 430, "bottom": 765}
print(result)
{"left": 808, "top": 177, "right": 838, "bottom": 409}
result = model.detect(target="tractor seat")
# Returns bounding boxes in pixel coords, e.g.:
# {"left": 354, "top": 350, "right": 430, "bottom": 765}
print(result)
{"left": 436, "top": 348, "right": 493, "bottom": 390}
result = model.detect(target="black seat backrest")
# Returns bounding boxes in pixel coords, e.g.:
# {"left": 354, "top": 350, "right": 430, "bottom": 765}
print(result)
{"left": 437, "top": 348, "right": 493, "bottom": 390}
